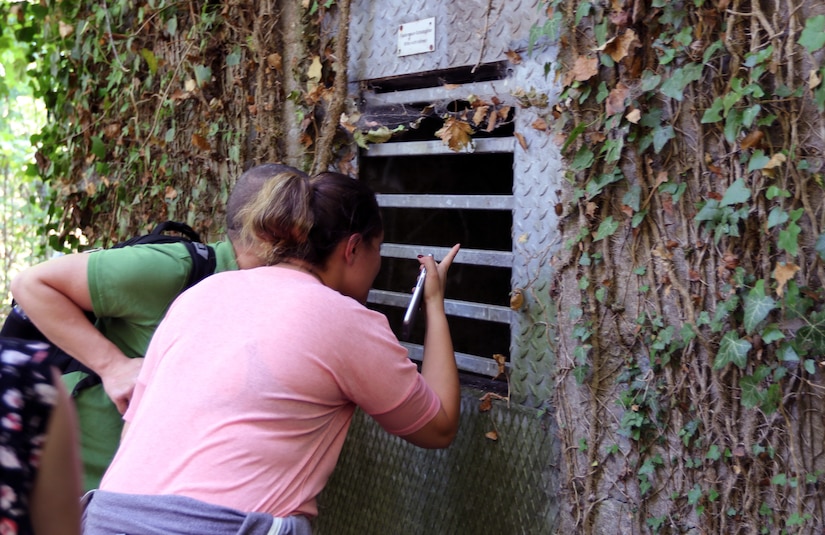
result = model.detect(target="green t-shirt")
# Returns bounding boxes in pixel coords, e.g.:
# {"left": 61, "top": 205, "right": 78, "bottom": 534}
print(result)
{"left": 66, "top": 240, "right": 238, "bottom": 490}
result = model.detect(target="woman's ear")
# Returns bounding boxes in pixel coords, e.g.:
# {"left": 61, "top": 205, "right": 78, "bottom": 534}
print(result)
{"left": 343, "top": 234, "right": 362, "bottom": 265}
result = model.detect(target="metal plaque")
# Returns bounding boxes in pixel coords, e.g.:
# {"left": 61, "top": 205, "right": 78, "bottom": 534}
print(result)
{"left": 397, "top": 17, "right": 435, "bottom": 57}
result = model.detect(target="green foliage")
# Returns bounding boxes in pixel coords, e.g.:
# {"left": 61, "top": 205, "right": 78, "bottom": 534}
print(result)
{"left": 0, "top": 4, "right": 53, "bottom": 307}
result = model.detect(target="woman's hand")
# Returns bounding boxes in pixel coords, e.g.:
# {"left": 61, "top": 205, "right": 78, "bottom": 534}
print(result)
{"left": 419, "top": 243, "right": 461, "bottom": 305}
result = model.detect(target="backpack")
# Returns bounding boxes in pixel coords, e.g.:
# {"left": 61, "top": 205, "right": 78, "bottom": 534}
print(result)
{"left": 0, "top": 221, "right": 217, "bottom": 394}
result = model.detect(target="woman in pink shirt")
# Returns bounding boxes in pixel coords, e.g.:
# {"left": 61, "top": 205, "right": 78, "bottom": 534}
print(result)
{"left": 81, "top": 171, "right": 460, "bottom": 535}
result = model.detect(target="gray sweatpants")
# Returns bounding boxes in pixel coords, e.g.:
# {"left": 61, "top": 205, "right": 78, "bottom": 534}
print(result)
{"left": 81, "top": 490, "right": 313, "bottom": 535}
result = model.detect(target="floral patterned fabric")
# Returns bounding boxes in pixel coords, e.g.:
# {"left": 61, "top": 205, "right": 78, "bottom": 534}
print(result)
{"left": 0, "top": 339, "right": 58, "bottom": 535}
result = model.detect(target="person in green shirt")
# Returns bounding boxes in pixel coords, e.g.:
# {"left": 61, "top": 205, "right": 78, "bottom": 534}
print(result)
{"left": 10, "top": 163, "right": 306, "bottom": 490}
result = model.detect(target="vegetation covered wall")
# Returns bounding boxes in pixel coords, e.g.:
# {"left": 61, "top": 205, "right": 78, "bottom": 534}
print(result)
{"left": 540, "top": 0, "right": 825, "bottom": 532}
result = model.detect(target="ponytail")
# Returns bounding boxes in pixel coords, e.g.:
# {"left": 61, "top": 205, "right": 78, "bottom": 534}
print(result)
{"left": 240, "top": 171, "right": 383, "bottom": 267}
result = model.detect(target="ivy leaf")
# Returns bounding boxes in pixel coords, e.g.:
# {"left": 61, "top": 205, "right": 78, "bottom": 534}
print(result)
{"left": 701, "top": 98, "right": 724, "bottom": 123}
{"left": 797, "top": 311, "right": 825, "bottom": 352}
{"left": 720, "top": 178, "right": 750, "bottom": 207}
{"left": 816, "top": 233, "right": 825, "bottom": 261}
{"left": 694, "top": 199, "right": 721, "bottom": 222}
{"left": 622, "top": 184, "right": 641, "bottom": 212}
{"left": 761, "top": 324, "right": 785, "bottom": 344}
{"left": 652, "top": 124, "right": 675, "bottom": 153}
{"left": 778, "top": 222, "right": 801, "bottom": 256}
{"left": 571, "top": 146, "right": 595, "bottom": 172}
{"left": 739, "top": 374, "right": 763, "bottom": 409}
{"left": 640, "top": 70, "right": 661, "bottom": 92}
{"left": 767, "top": 207, "right": 789, "bottom": 229}
{"left": 805, "top": 359, "right": 816, "bottom": 374}
{"left": 747, "top": 149, "right": 770, "bottom": 172}
{"left": 91, "top": 136, "right": 106, "bottom": 159}
{"left": 660, "top": 63, "right": 703, "bottom": 101}
{"left": 140, "top": 48, "right": 158, "bottom": 75}
{"left": 194, "top": 64, "right": 212, "bottom": 88}
{"left": 743, "top": 280, "right": 776, "bottom": 334}
{"left": 799, "top": 15, "right": 825, "bottom": 53}
{"left": 594, "top": 216, "right": 619, "bottom": 241}
{"left": 714, "top": 331, "right": 751, "bottom": 370}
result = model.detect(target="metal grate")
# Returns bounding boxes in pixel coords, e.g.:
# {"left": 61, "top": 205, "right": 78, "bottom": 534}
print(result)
{"left": 314, "top": 390, "right": 559, "bottom": 534}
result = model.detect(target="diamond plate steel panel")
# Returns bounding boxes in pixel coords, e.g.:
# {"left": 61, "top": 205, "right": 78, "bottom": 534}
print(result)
{"left": 349, "top": 0, "right": 543, "bottom": 81}
{"left": 507, "top": 48, "right": 563, "bottom": 408}
{"left": 315, "top": 390, "right": 559, "bottom": 534}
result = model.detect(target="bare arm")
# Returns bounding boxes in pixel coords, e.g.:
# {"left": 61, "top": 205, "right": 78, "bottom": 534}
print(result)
{"left": 401, "top": 244, "right": 461, "bottom": 449}
{"left": 10, "top": 254, "right": 143, "bottom": 413}
{"left": 29, "top": 369, "right": 82, "bottom": 535}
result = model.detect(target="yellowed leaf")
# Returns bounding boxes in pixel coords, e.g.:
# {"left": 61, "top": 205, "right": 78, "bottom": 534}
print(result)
{"left": 514, "top": 132, "right": 528, "bottom": 150}
{"left": 493, "top": 353, "right": 507, "bottom": 379}
{"left": 773, "top": 262, "right": 799, "bottom": 297}
{"left": 532, "top": 118, "right": 548, "bottom": 131}
{"left": 625, "top": 108, "right": 641, "bottom": 123}
{"left": 184, "top": 79, "right": 197, "bottom": 92}
{"left": 505, "top": 49, "right": 522, "bottom": 64}
{"left": 810, "top": 69, "right": 822, "bottom": 90}
{"left": 442, "top": 83, "right": 460, "bottom": 90}
{"left": 763, "top": 153, "right": 787, "bottom": 169}
{"left": 307, "top": 56, "right": 322, "bottom": 84}
{"left": 59, "top": 21, "right": 74, "bottom": 39}
{"left": 485, "top": 430, "right": 499, "bottom": 441}
{"left": 434, "top": 117, "right": 474, "bottom": 151}
{"left": 472, "top": 105, "right": 489, "bottom": 126}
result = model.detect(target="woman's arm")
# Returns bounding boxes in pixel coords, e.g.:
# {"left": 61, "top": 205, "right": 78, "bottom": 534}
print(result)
{"left": 11, "top": 254, "right": 142, "bottom": 414}
{"left": 29, "top": 369, "right": 82, "bottom": 535}
{"left": 401, "top": 244, "right": 461, "bottom": 449}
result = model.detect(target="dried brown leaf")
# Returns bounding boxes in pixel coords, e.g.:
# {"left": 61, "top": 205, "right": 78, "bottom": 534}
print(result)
{"left": 740, "top": 130, "right": 764, "bottom": 150}
{"left": 505, "top": 49, "right": 522, "bottom": 64}
{"left": 485, "top": 430, "right": 499, "bottom": 441}
{"left": 596, "top": 29, "right": 640, "bottom": 62}
{"left": 606, "top": 83, "right": 630, "bottom": 116}
{"left": 479, "top": 394, "right": 493, "bottom": 412}
{"left": 267, "top": 53, "right": 282, "bottom": 71}
{"left": 472, "top": 105, "right": 489, "bottom": 126}
{"left": 510, "top": 289, "right": 525, "bottom": 311}
{"left": 514, "top": 132, "right": 527, "bottom": 150}
{"left": 532, "top": 118, "right": 548, "bottom": 131}
{"left": 434, "top": 118, "right": 474, "bottom": 151}
{"left": 493, "top": 353, "right": 507, "bottom": 380}
{"left": 763, "top": 153, "right": 787, "bottom": 170}
{"left": 564, "top": 55, "right": 599, "bottom": 86}
{"left": 773, "top": 262, "right": 799, "bottom": 297}
{"left": 191, "top": 133, "right": 211, "bottom": 151}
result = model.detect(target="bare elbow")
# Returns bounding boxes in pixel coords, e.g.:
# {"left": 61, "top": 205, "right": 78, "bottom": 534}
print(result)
{"left": 422, "top": 427, "right": 458, "bottom": 449}
{"left": 402, "top": 418, "right": 459, "bottom": 449}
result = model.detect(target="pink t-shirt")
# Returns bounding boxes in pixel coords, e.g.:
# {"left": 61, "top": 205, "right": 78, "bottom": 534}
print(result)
{"left": 100, "top": 267, "right": 440, "bottom": 517}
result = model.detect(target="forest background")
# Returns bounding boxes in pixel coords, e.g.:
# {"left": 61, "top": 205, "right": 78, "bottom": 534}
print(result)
{"left": 3, "top": 0, "right": 825, "bottom": 532}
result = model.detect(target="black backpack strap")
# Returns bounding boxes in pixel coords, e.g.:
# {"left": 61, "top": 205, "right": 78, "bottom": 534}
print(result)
{"left": 150, "top": 221, "right": 202, "bottom": 242}
{"left": 181, "top": 240, "right": 217, "bottom": 290}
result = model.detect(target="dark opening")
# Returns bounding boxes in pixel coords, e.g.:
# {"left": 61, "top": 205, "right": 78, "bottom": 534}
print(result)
{"left": 362, "top": 151, "right": 513, "bottom": 386}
